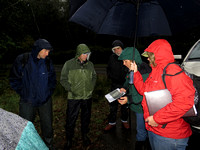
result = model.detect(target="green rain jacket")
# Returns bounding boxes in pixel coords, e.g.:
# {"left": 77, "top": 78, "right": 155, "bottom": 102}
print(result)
{"left": 119, "top": 47, "right": 151, "bottom": 113}
{"left": 60, "top": 44, "right": 97, "bottom": 100}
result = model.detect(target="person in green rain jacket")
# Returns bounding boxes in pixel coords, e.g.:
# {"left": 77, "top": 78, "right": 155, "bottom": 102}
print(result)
{"left": 60, "top": 44, "right": 97, "bottom": 150}
{"left": 118, "top": 47, "right": 151, "bottom": 150}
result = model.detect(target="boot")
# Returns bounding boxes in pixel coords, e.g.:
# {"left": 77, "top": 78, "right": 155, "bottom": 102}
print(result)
{"left": 122, "top": 122, "right": 130, "bottom": 130}
{"left": 135, "top": 141, "right": 145, "bottom": 150}
{"left": 64, "top": 139, "right": 72, "bottom": 150}
{"left": 104, "top": 124, "right": 116, "bottom": 131}
{"left": 82, "top": 134, "right": 91, "bottom": 147}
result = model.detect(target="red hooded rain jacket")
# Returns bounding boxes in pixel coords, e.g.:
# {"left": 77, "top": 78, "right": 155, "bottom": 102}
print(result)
{"left": 134, "top": 39, "right": 195, "bottom": 139}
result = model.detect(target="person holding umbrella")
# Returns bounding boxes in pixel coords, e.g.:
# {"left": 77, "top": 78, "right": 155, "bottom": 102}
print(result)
{"left": 105, "top": 40, "right": 130, "bottom": 131}
{"left": 125, "top": 39, "right": 195, "bottom": 150}
{"left": 118, "top": 47, "right": 151, "bottom": 149}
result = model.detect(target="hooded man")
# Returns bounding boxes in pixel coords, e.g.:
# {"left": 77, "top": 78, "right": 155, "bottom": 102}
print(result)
{"left": 60, "top": 43, "right": 97, "bottom": 150}
{"left": 9, "top": 39, "right": 56, "bottom": 150}
{"left": 105, "top": 40, "right": 130, "bottom": 131}
{"left": 118, "top": 47, "right": 151, "bottom": 149}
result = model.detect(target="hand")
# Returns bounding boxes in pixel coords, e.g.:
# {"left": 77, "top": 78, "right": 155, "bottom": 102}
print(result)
{"left": 145, "top": 116, "right": 158, "bottom": 127}
{"left": 120, "top": 88, "right": 126, "bottom": 93}
{"left": 118, "top": 96, "right": 128, "bottom": 105}
{"left": 130, "top": 62, "right": 138, "bottom": 73}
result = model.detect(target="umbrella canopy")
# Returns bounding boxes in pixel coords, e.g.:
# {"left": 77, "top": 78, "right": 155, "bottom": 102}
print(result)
{"left": 69, "top": 0, "right": 87, "bottom": 17}
{"left": 69, "top": 0, "right": 200, "bottom": 38}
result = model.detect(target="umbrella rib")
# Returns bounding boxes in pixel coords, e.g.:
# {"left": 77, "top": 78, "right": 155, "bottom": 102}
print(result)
{"left": 97, "top": 1, "right": 119, "bottom": 33}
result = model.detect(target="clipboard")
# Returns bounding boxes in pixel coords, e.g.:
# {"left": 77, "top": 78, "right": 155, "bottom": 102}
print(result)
{"left": 144, "top": 89, "right": 197, "bottom": 117}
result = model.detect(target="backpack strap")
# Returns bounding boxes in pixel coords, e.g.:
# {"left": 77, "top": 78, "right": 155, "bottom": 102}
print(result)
{"left": 20, "top": 52, "right": 30, "bottom": 68}
{"left": 162, "top": 62, "right": 184, "bottom": 88}
{"left": 20, "top": 52, "right": 50, "bottom": 72}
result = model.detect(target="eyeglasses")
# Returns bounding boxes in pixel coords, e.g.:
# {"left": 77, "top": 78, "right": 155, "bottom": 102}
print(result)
{"left": 83, "top": 52, "right": 90, "bottom": 55}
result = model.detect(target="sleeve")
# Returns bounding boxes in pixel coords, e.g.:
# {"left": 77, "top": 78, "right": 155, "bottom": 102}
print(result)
{"left": 154, "top": 66, "right": 195, "bottom": 125}
{"left": 92, "top": 64, "right": 97, "bottom": 89}
{"left": 122, "top": 73, "right": 129, "bottom": 90}
{"left": 9, "top": 55, "right": 23, "bottom": 95}
{"left": 60, "top": 61, "right": 71, "bottom": 91}
{"left": 133, "top": 71, "right": 146, "bottom": 95}
{"left": 128, "top": 72, "right": 149, "bottom": 105}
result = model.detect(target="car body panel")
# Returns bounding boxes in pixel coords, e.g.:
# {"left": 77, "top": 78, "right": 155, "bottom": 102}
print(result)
{"left": 181, "top": 39, "right": 200, "bottom": 76}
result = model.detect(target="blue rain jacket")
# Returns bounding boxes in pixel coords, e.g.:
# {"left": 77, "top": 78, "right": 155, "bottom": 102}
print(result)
{"left": 9, "top": 39, "right": 56, "bottom": 106}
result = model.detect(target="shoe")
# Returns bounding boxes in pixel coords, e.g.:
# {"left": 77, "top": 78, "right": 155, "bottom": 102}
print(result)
{"left": 104, "top": 124, "right": 116, "bottom": 131}
{"left": 82, "top": 135, "right": 91, "bottom": 147}
{"left": 64, "top": 139, "right": 72, "bottom": 150}
{"left": 122, "top": 122, "right": 130, "bottom": 129}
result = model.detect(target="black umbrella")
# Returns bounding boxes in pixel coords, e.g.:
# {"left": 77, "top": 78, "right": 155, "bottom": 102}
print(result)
{"left": 69, "top": 0, "right": 200, "bottom": 38}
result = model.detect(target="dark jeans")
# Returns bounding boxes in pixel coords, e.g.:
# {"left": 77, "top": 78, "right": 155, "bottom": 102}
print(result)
{"left": 65, "top": 99, "right": 92, "bottom": 140}
{"left": 19, "top": 98, "right": 53, "bottom": 147}
{"left": 108, "top": 100, "right": 129, "bottom": 124}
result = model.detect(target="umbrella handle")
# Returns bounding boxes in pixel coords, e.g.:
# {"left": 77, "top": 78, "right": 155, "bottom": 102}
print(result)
{"left": 129, "top": 71, "right": 134, "bottom": 84}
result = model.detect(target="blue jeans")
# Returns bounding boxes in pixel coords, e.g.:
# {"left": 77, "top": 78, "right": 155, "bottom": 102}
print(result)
{"left": 136, "top": 112, "right": 148, "bottom": 141}
{"left": 148, "top": 131, "right": 189, "bottom": 150}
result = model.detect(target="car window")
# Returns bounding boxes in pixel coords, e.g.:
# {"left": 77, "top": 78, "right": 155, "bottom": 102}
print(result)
{"left": 188, "top": 41, "right": 200, "bottom": 60}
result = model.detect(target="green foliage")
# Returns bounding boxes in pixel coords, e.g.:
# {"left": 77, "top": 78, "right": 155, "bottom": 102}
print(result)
{"left": 0, "top": 0, "right": 70, "bottom": 63}
{"left": 0, "top": 34, "right": 16, "bottom": 61}
{"left": 0, "top": 90, "right": 19, "bottom": 114}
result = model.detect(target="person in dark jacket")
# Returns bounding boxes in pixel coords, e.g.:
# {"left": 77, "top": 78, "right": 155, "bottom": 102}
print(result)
{"left": 9, "top": 39, "right": 56, "bottom": 150}
{"left": 60, "top": 44, "right": 97, "bottom": 150}
{"left": 105, "top": 40, "right": 129, "bottom": 131}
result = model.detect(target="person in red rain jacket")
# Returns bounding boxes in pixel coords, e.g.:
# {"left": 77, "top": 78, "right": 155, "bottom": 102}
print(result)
{"left": 128, "top": 39, "right": 195, "bottom": 150}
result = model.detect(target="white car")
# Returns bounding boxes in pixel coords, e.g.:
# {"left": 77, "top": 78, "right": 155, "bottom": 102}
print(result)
{"left": 181, "top": 39, "right": 200, "bottom": 131}
{"left": 181, "top": 39, "right": 200, "bottom": 76}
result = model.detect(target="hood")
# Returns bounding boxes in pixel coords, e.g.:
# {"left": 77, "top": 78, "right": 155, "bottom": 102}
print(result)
{"left": 112, "top": 40, "right": 124, "bottom": 52}
{"left": 144, "top": 39, "right": 174, "bottom": 67}
{"left": 118, "top": 47, "right": 142, "bottom": 65}
{"left": 31, "top": 39, "right": 53, "bottom": 61}
{"left": 75, "top": 44, "right": 91, "bottom": 59}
